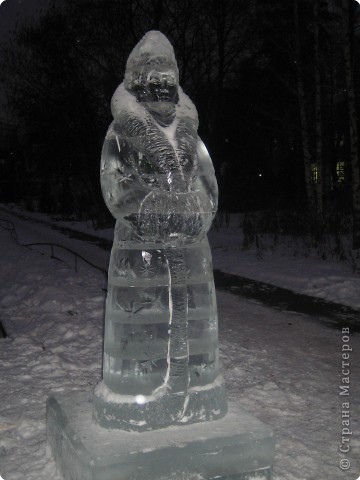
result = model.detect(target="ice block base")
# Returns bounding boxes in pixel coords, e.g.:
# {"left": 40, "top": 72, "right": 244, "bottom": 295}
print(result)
{"left": 47, "top": 390, "right": 275, "bottom": 480}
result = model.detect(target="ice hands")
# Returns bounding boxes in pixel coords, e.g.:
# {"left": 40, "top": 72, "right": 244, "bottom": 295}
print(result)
{"left": 130, "top": 189, "right": 210, "bottom": 244}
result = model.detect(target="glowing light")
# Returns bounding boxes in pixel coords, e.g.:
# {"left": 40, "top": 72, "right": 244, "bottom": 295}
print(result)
{"left": 135, "top": 395, "right": 146, "bottom": 405}
{"left": 199, "top": 141, "right": 210, "bottom": 157}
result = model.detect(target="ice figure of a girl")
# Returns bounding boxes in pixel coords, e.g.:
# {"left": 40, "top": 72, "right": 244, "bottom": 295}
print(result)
{"left": 93, "top": 30, "right": 227, "bottom": 430}
{"left": 47, "top": 31, "right": 274, "bottom": 480}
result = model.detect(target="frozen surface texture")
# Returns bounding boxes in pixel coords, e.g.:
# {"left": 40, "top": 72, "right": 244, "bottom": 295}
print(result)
{"left": 94, "top": 30, "right": 227, "bottom": 429}
{"left": 47, "top": 391, "right": 275, "bottom": 480}
{"left": 47, "top": 30, "right": 274, "bottom": 480}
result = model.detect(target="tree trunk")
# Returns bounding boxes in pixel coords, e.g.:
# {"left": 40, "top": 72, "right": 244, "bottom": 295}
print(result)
{"left": 293, "top": 0, "right": 316, "bottom": 213}
{"left": 314, "top": 0, "right": 324, "bottom": 217}
{"left": 341, "top": 0, "right": 360, "bottom": 252}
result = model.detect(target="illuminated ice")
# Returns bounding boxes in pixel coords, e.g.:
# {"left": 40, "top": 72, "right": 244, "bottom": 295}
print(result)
{"left": 47, "top": 31, "right": 274, "bottom": 480}
{"left": 93, "top": 30, "right": 227, "bottom": 430}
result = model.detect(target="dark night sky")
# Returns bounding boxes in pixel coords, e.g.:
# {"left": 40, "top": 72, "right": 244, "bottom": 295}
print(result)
{"left": 0, "top": 0, "right": 54, "bottom": 118}
{"left": 0, "top": 0, "right": 46, "bottom": 42}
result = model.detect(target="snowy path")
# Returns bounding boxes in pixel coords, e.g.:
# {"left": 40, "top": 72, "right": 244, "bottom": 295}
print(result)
{"left": 218, "top": 292, "right": 360, "bottom": 480}
{"left": 2, "top": 205, "right": 359, "bottom": 329}
{"left": 215, "top": 270, "right": 360, "bottom": 333}
{"left": 0, "top": 206, "right": 359, "bottom": 479}
{"left": 0, "top": 206, "right": 110, "bottom": 278}
{"left": 2, "top": 203, "right": 360, "bottom": 310}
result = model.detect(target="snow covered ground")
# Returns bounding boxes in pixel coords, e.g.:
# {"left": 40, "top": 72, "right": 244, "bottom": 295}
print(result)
{"left": 2, "top": 203, "right": 360, "bottom": 309}
{"left": 0, "top": 204, "right": 359, "bottom": 480}
{"left": 209, "top": 219, "right": 360, "bottom": 311}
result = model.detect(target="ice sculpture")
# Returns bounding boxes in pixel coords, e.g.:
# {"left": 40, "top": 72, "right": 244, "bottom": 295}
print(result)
{"left": 47, "top": 31, "right": 275, "bottom": 480}
{"left": 93, "top": 30, "right": 227, "bottom": 430}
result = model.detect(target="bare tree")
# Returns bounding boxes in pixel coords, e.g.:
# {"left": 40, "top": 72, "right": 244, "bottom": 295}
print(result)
{"left": 293, "top": 0, "right": 317, "bottom": 213}
{"left": 341, "top": 0, "right": 360, "bottom": 253}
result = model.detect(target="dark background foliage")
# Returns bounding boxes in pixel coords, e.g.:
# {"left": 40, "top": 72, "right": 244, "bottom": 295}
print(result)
{"left": 0, "top": 0, "right": 359, "bottom": 244}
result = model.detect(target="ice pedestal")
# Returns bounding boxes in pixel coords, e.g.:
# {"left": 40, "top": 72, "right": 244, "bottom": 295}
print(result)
{"left": 47, "top": 30, "right": 275, "bottom": 480}
{"left": 47, "top": 390, "right": 275, "bottom": 480}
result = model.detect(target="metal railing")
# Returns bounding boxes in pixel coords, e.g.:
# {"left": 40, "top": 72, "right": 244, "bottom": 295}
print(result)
{"left": 0, "top": 218, "right": 107, "bottom": 279}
